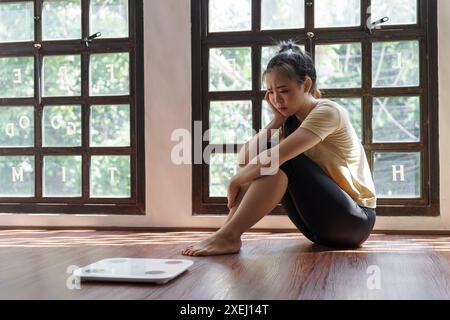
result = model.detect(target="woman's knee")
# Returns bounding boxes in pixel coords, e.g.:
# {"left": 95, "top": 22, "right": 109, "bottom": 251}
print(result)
{"left": 279, "top": 153, "right": 310, "bottom": 173}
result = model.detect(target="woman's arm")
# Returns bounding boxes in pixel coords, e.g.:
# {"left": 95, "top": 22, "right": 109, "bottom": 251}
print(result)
{"left": 237, "top": 118, "right": 285, "bottom": 168}
{"left": 227, "top": 127, "right": 321, "bottom": 209}
{"left": 232, "top": 127, "right": 322, "bottom": 187}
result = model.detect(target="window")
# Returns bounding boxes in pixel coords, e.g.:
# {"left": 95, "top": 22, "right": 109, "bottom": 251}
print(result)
{"left": 192, "top": 0, "right": 438, "bottom": 216}
{"left": 0, "top": 0, "right": 145, "bottom": 215}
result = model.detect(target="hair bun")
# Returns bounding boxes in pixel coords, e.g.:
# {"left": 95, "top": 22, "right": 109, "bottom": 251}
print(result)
{"left": 278, "top": 40, "right": 302, "bottom": 54}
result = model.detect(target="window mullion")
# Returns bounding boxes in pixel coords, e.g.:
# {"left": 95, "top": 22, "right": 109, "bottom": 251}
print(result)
{"left": 251, "top": 0, "right": 261, "bottom": 32}
{"left": 81, "top": 0, "right": 90, "bottom": 202}
{"left": 252, "top": 43, "right": 261, "bottom": 131}
{"left": 34, "top": 0, "right": 43, "bottom": 105}
{"left": 82, "top": 52, "right": 90, "bottom": 201}
{"left": 34, "top": 0, "right": 42, "bottom": 44}
{"left": 34, "top": 0, "right": 43, "bottom": 200}
{"left": 128, "top": 0, "right": 137, "bottom": 42}
{"left": 305, "top": 0, "right": 314, "bottom": 55}
{"left": 362, "top": 37, "right": 372, "bottom": 149}
{"left": 82, "top": 0, "right": 89, "bottom": 40}
{"left": 35, "top": 97, "right": 43, "bottom": 200}
{"left": 361, "top": 0, "right": 371, "bottom": 32}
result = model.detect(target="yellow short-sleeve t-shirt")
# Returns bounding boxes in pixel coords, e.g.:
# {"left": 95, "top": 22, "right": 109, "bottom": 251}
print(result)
{"left": 297, "top": 99, "right": 377, "bottom": 209}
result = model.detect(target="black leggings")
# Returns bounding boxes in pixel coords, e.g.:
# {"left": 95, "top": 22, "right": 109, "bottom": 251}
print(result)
{"left": 278, "top": 153, "right": 376, "bottom": 248}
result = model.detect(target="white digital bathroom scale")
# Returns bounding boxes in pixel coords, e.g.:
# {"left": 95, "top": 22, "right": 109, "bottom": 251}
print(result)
{"left": 73, "top": 258, "right": 194, "bottom": 284}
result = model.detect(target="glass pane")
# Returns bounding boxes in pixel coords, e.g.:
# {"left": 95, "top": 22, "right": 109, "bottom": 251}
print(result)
{"left": 261, "top": 45, "right": 306, "bottom": 90}
{"left": 209, "top": 153, "right": 239, "bottom": 197}
{"left": 43, "top": 156, "right": 82, "bottom": 197}
{"left": 373, "top": 96, "right": 420, "bottom": 143}
{"left": 90, "top": 156, "right": 131, "bottom": 198}
{"left": 372, "top": 41, "right": 420, "bottom": 88}
{"left": 373, "top": 152, "right": 421, "bottom": 198}
{"left": 0, "top": 156, "right": 35, "bottom": 197}
{"left": 334, "top": 98, "right": 362, "bottom": 142}
{"left": 43, "top": 55, "right": 81, "bottom": 97}
{"left": 261, "top": 46, "right": 279, "bottom": 90}
{"left": 42, "top": 0, "right": 81, "bottom": 41}
{"left": 90, "top": 0, "right": 129, "bottom": 38}
{"left": 209, "top": 0, "right": 251, "bottom": 32}
{"left": 0, "top": 1, "right": 34, "bottom": 43}
{"left": 90, "top": 104, "right": 130, "bottom": 147}
{"left": 0, "top": 57, "right": 34, "bottom": 98}
{"left": 315, "top": 0, "right": 360, "bottom": 28}
{"left": 316, "top": 43, "right": 362, "bottom": 89}
{"left": 209, "top": 47, "right": 252, "bottom": 92}
{"left": 371, "top": 0, "right": 417, "bottom": 26}
{"left": 0, "top": 106, "right": 34, "bottom": 148}
{"left": 43, "top": 105, "right": 82, "bottom": 147}
{"left": 209, "top": 101, "right": 253, "bottom": 144}
{"left": 262, "top": 100, "right": 272, "bottom": 129}
{"left": 90, "top": 52, "right": 130, "bottom": 96}
{"left": 261, "top": 0, "right": 305, "bottom": 30}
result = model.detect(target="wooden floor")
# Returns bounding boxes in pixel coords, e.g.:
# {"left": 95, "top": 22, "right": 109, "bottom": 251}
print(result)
{"left": 0, "top": 229, "right": 450, "bottom": 300}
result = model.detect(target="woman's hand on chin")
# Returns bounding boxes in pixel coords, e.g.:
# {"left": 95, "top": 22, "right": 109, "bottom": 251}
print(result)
{"left": 264, "top": 91, "right": 289, "bottom": 124}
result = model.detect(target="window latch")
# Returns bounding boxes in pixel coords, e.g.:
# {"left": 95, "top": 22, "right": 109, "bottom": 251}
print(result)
{"left": 81, "top": 32, "right": 102, "bottom": 48}
{"left": 366, "top": 16, "right": 389, "bottom": 34}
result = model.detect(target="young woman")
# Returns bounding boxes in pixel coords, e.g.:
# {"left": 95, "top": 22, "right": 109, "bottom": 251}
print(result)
{"left": 182, "top": 40, "right": 377, "bottom": 256}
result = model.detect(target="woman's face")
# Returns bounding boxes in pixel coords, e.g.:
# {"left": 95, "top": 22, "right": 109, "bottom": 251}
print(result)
{"left": 265, "top": 70, "right": 311, "bottom": 117}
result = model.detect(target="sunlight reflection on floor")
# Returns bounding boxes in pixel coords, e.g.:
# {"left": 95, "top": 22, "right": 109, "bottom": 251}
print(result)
{"left": 0, "top": 230, "right": 449, "bottom": 252}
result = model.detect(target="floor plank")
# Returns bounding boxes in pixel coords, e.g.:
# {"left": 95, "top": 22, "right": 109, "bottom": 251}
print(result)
{"left": 0, "top": 230, "right": 449, "bottom": 300}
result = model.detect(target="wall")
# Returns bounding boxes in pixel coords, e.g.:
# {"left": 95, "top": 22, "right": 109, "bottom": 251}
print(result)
{"left": 1, "top": 0, "right": 449, "bottom": 231}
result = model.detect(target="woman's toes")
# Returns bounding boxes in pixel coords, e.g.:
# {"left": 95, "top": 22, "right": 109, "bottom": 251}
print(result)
{"left": 195, "top": 249, "right": 207, "bottom": 256}
{"left": 193, "top": 248, "right": 206, "bottom": 256}
{"left": 182, "top": 245, "right": 195, "bottom": 254}
{"left": 180, "top": 234, "right": 241, "bottom": 257}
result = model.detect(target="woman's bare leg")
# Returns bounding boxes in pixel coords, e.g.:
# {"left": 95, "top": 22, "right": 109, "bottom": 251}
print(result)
{"left": 225, "top": 182, "right": 251, "bottom": 224}
{"left": 181, "top": 169, "right": 288, "bottom": 256}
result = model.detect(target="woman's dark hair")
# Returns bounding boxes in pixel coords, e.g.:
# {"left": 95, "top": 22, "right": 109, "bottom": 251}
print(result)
{"left": 262, "top": 39, "right": 322, "bottom": 99}
{"left": 263, "top": 40, "right": 322, "bottom": 138}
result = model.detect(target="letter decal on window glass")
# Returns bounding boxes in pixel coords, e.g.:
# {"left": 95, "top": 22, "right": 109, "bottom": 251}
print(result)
{"left": 51, "top": 115, "right": 63, "bottom": 129}
{"left": 61, "top": 166, "right": 66, "bottom": 182}
{"left": 226, "top": 59, "right": 236, "bottom": 72}
{"left": 392, "top": 165, "right": 405, "bottom": 182}
{"left": 19, "top": 115, "right": 31, "bottom": 129}
{"left": 13, "top": 68, "right": 22, "bottom": 83}
{"left": 59, "top": 66, "right": 68, "bottom": 81}
{"left": 5, "top": 123, "right": 15, "bottom": 137}
{"left": 66, "top": 122, "right": 76, "bottom": 136}
{"left": 108, "top": 167, "right": 118, "bottom": 185}
{"left": 12, "top": 167, "right": 24, "bottom": 182}
{"left": 5, "top": 116, "right": 31, "bottom": 138}
{"left": 106, "top": 64, "right": 115, "bottom": 81}
{"left": 393, "top": 52, "right": 402, "bottom": 69}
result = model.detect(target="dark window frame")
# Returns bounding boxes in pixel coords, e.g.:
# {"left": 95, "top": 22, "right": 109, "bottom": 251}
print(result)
{"left": 192, "top": 0, "right": 439, "bottom": 217}
{"left": 0, "top": 0, "right": 145, "bottom": 215}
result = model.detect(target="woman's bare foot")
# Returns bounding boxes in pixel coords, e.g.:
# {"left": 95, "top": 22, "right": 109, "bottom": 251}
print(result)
{"left": 181, "top": 231, "right": 242, "bottom": 256}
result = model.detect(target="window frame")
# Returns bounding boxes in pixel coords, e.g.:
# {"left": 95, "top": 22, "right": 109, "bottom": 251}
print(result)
{"left": 192, "top": 0, "right": 438, "bottom": 217}
{"left": 0, "top": 0, "right": 145, "bottom": 215}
